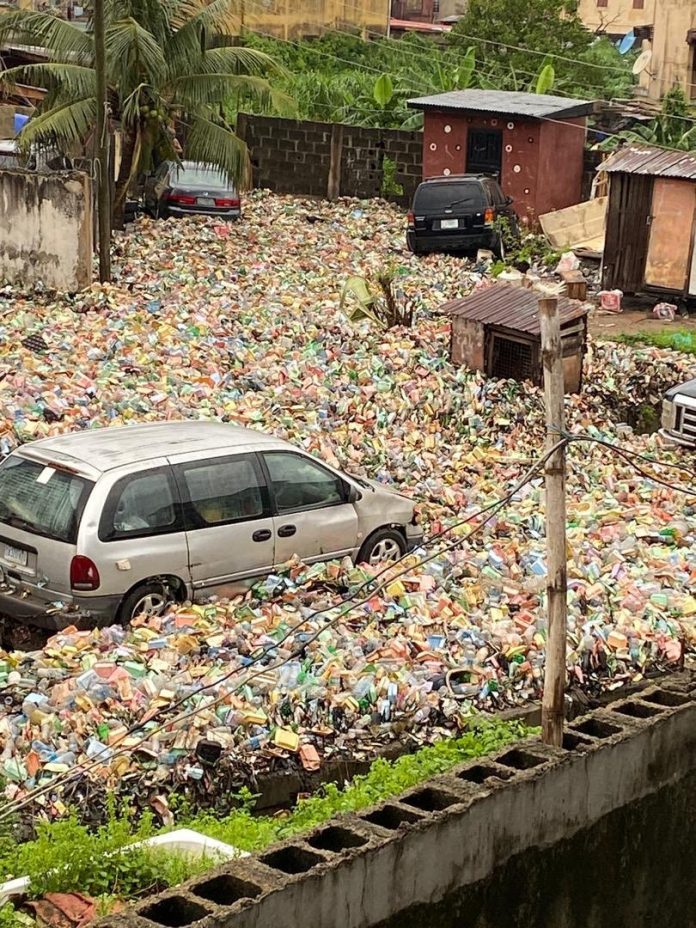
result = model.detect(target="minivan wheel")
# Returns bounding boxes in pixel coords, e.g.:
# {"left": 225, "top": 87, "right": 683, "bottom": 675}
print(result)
{"left": 357, "top": 528, "right": 406, "bottom": 567}
{"left": 119, "top": 582, "right": 174, "bottom": 623}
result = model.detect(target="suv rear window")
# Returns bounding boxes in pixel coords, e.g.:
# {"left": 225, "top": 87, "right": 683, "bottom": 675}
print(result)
{"left": 414, "top": 182, "right": 486, "bottom": 212}
{"left": 0, "top": 457, "right": 93, "bottom": 543}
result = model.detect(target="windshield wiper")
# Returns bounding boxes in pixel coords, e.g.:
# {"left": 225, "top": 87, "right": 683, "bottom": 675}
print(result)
{"left": 446, "top": 197, "right": 476, "bottom": 208}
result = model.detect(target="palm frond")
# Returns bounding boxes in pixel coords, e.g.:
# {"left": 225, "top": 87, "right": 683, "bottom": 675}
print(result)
{"left": 169, "top": 72, "right": 293, "bottom": 114}
{"left": 0, "top": 10, "right": 92, "bottom": 63}
{"left": 18, "top": 96, "right": 96, "bottom": 149}
{"left": 106, "top": 18, "right": 167, "bottom": 86}
{"left": 0, "top": 62, "right": 95, "bottom": 98}
{"left": 165, "top": 0, "right": 240, "bottom": 68}
{"left": 184, "top": 113, "right": 250, "bottom": 189}
{"left": 194, "top": 46, "right": 288, "bottom": 79}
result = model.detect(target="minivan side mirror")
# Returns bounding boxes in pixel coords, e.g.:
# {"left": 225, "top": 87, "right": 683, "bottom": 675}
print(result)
{"left": 346, "top": 483, "right": 361, "bottom": 504}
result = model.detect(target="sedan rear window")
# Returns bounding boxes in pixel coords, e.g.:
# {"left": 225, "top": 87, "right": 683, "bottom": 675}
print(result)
{"left": 414, "top": 183, "right": 485, "bottom": 211}
{"left": 0, "top": 457, "right": 93, "bottom": 543}
{"left": 173, "top": 165, "right": 232, "bottom": 189}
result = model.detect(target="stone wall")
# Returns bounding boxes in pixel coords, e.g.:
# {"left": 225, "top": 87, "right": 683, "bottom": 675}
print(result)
{"left": 99, "top": 676, "right": 696, "bottom": 928}
{"left": 0, "top": 169, "right": 92, "bottom": 291}
{"left": 236, "top": 114, "right": 423, "bottom": 206}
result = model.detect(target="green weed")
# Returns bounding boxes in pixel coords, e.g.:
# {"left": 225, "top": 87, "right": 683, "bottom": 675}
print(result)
{"left": 0, "top": 720, "right": 528, "bottom": 904}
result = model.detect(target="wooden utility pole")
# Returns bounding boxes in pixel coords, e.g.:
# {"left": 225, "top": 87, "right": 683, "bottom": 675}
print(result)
{"left": 539, "top": 294, "right": 568, "bottom": 748}
{"left": 94, "top": 0, "right": 111, "bottom": 282}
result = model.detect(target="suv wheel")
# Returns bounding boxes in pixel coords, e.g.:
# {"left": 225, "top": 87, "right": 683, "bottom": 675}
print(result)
{"left": 357, "top": 528, "right": 406, "bottom": 566}
{"left": 119, "top": 581, "right": 174, "bottom": 623}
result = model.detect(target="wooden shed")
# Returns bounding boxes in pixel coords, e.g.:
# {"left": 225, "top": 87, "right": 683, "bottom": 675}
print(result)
{"left": 407, "top": 90, "right": 595, "bottom": 223}
{"left": 441, "top": 284, "right": 589, "bottom": 393}
{"left": 601, "top": 145, "right": 696, "bottom": 297}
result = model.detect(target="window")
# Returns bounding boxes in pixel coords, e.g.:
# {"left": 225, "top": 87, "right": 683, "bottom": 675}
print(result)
{"left": 632, "top": 0, "right": 644, "bottom": 7}
{"left": 264, "top": 453, "right": 344, "bottom": 514}
{"left": 414, "top": 182, "right": 486, "bottom": 212}
{"left": 0, "top": 457, "right": 93, "bottom": 544}
{"left": 100, "top": 469, "right": 178, "bottom": 541}
{"left": 596, "top": 0, "right": 607, "bottom": 7}
{"left": 179, "top": 455, "right": 267, "bottom": 527}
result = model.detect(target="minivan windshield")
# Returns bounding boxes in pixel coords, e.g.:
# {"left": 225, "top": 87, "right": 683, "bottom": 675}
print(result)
{"left": 414, "top": 182, "right": 485, "bottom": 211}
{"left": 0, "top": 457, "right": 93, "bottom": 543}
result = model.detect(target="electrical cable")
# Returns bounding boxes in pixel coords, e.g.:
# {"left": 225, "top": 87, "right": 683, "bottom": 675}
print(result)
{"left": 0, "top": 441, "right": 563, "bottom": 822}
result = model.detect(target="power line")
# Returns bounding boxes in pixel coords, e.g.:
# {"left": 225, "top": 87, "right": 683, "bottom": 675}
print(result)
{"left": 0, "top": 443, "right": 562, "bottom": 822}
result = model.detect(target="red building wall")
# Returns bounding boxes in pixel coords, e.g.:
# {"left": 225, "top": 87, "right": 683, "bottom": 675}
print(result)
{"left": 421, "top": 110, "right": 586, "bottom": 224}
{"left": 536, "top": 117, "right": 587, "bottom": 217}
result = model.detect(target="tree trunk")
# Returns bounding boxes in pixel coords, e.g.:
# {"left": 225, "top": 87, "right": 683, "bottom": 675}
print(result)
{"left": 113, "top": 127, "right": 137, "bottom": 230}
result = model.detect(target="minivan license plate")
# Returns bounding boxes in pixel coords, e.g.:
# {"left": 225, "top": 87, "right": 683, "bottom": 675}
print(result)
{"left": 440, "top": 218, "right": 459, "bottom": 230}
{"left": 4, "top": 545, "right": 27, "bottom": 567}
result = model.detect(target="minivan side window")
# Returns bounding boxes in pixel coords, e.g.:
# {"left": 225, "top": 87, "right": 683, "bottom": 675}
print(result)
{"left": 263, "top": 452, "right": 345, "bottom": 513}
{"left": 99, "top": 468, "right": 180, "bottom": 541}
{"left": 177, "top": 454, "right": 269, "bottom": 528}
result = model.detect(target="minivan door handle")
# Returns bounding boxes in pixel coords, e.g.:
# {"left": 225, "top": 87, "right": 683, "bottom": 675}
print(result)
{"left": 277, "top": 524, "right": 296, "bottom": 538}
{"left": 252, "top": 529, "right": 272, "bottom": 542}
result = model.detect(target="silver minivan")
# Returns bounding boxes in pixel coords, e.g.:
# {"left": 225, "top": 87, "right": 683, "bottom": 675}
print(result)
{"left": 0, "top": 422, "right": 423, "bottom": 630}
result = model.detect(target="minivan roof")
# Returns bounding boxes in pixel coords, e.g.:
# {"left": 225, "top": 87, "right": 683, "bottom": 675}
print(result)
{"left": 15, "top": 421, "right": 284, "bottom": 476}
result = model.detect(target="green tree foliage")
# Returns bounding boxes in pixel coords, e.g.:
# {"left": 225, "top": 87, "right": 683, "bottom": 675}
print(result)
{"left": 0, "top": 0, "right": 288, "bottom": 224}
{"left": 449, "top": 0, "right": 632, "bottom": 100}
{"left": 599, "top": 85, "right": 696, "bottom": 151}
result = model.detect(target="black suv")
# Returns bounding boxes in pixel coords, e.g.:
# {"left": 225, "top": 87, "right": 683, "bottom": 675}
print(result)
{"left": 406, "top": 174, "right": 516, "bottom": 257}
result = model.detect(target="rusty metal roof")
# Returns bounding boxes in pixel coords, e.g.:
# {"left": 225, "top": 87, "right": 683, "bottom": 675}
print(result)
{"left": 408, "top": 90, "right": 594, "bottom": 120}
{"left": 601, "top": 145, "right": 696, "bottom": 179}
{"left": 441, "top": 284, "right": 588, "bottom": 335}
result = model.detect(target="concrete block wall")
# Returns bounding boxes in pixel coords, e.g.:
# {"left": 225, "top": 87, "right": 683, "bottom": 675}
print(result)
{"left": 0, "top": 168, "right": 93, "bottom": 290}
{"left": 237, "top": 114, "right": 422, "bottom": 205}
{"left": 100, "top": 678, "right": 696, "bottom": 928}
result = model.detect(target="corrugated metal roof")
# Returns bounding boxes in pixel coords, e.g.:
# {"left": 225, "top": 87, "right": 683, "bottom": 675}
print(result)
{"left": 441, "top": 284, "right": 588, "bottom": 335}
{"left": 407, "top": 90, "right": 594, "bottom": 120}
{"left": 602, "top": 145, "right": 696, "bottom": 179}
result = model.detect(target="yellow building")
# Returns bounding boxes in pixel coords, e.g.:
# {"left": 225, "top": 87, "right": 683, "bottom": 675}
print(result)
{"left": 576, "top": 0, "right": 654, "bottom": 38}
{"left": 242, "top": 0, "right": 390, "bottom": 39}
{"left": 647, "top": 0, "right": 696, "bottom": 100}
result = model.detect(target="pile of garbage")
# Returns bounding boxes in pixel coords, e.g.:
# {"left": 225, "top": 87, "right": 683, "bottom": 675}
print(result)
{"left": 0, "top": 192, "right": 694, "bottom": 822}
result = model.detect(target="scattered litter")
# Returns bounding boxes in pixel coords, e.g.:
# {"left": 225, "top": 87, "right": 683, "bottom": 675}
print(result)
{"left": 0, "top": 192, "right": 692, "bottom": 826}
{"left": 598, "top": 289, "right": 623, "bottom": 313}
{"left": 652, "top": 302, "right": 677, "bottom": 321}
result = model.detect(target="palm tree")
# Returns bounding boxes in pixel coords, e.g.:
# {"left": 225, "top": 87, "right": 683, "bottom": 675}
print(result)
{"left": 0, "top": 0, "right": 289, "bottom": 225}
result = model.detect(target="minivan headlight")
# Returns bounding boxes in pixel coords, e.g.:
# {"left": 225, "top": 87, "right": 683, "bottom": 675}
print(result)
{"left": 662, "top": 399, "right": 676, "bottom": 431}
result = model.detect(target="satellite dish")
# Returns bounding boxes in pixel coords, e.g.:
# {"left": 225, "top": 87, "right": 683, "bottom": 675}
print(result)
{"left": 618, "top": 30, "right": 636, "bottom": 54}
{"left": 633, "top": 48, "right": 653, "bottom": 75}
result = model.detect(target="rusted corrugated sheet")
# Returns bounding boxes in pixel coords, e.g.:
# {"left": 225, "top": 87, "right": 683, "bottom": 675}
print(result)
{"left": 602, "top": 146, "right": 696, "bottom": 179}
{"left": 441, "top": 284, "right": 588, "bottom": 335}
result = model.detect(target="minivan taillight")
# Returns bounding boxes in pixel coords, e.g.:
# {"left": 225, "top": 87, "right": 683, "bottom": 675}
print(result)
{"left": 484, "top": 207, "right": 495, "bottom": 225}
{"left": 407, "top": 210, "right": 415, "bottom": 228}
{"left": 70, "top": 555, "right": 100, "bottom": 591}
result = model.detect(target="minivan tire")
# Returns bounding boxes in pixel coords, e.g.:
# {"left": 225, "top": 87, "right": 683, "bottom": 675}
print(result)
{"left": 118, "top": 581, "right": 175, "bottom": 624}
{"left": 357, "top": 528, "right": 406, "bottom": 566}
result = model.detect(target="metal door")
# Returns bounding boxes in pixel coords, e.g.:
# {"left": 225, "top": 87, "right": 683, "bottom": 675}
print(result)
{"left": 466, "top": 129, "right": 503, "bottom": 176}
{"left": 170, "top": 450, "right": 275, "bottom": 596}
{"left": 261, "top": 451, "right": 358, "bottom": 566}
{"left": 645, "top": 178, "right": 696, "bottom": 291}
